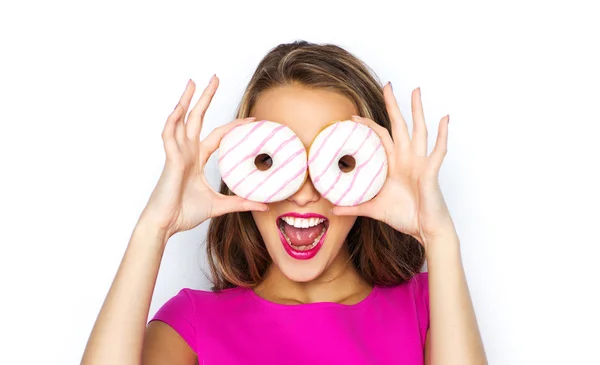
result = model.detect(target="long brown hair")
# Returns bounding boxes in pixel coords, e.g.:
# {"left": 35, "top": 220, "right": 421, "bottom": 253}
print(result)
{"left": 207, "top": 41, "right": 425, "bottom": 291}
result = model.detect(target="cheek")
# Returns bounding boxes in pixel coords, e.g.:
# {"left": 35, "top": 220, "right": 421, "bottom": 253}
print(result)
{"left": 251, "top": 211, "right": 275, "bottom": 235}
{"left": 328, "top": 216, "right": 357, "bottom": 243}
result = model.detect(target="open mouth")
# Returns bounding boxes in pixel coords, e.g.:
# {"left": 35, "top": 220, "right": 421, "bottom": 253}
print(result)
{"left": 277, "top": 213, "right": 329, "bottom": 260}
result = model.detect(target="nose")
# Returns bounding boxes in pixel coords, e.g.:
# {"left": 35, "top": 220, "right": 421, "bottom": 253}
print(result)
{"left": 287, "top": 176, "right": 321, "bottom": 206}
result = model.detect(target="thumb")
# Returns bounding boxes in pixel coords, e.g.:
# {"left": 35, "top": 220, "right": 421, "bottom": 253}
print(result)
{"left": 211, "top": 195, "right": 269, "bottom": 217}
{"left": 332, "top": 200, "right": 381, "bottom": 220}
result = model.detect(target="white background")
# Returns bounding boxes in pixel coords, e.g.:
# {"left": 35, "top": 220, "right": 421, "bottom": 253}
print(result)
{"left": 1, "top": 0, "right": 599, "bottom": 364}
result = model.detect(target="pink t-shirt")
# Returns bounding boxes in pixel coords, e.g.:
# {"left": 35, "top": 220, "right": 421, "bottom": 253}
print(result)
{"left": 151, "top": 271, "right": 429, "bottom": 364}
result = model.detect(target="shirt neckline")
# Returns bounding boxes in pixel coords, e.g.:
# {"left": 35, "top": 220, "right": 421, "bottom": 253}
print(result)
{"left": 244, "top": 284, "right": 380, "bottom": 310}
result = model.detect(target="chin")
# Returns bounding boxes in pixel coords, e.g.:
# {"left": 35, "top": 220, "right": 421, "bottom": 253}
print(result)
{"left": 276, "top": 260, "right": 327, "bottom": 282}
{"left": 253, "top": 209, "right": 356, "bottom": 283}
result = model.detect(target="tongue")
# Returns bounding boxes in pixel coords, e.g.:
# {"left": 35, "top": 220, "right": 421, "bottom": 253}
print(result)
{"left": 283, "top": 222, "right": 324, "bottom": 246}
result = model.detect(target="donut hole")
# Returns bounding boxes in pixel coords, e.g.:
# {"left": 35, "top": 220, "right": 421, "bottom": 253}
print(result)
{"left": 338, "top": 155, "right": 356, "bottom": 173}
{"left": 254, "top": 153, "right": 273, "bottom": 171}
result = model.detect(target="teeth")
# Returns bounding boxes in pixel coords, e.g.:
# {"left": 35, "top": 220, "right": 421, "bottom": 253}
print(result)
{"left": 281, "top": 216, "right": 325, "bottom": 228}
{"left": 280, "top": 224, "right": 327, "bottom": 251}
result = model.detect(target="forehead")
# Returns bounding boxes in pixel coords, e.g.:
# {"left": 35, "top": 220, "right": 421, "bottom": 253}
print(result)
{"left": 250, "top": 84, "right": 358, "bottom": 146}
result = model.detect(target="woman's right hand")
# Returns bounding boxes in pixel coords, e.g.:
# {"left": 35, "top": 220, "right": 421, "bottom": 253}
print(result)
{"left": 138, "top": 76, "right": 268, "bottom": 239}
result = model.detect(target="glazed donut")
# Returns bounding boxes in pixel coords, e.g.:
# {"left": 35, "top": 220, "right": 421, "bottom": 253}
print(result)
{"left": 218, "top": 120, "right": 308, "bottom": 203}
{"left": 308, "top": 120, "right": 387, "bottom": 206}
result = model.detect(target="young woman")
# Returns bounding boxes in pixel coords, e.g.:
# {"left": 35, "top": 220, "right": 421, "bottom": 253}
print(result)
{"left": 81, "top": 41, "right": 487, "bottom": 365}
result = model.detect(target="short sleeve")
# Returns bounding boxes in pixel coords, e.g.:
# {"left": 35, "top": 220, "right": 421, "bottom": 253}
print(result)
{"left": 150, "top": 288, "right": 197, "bottom": 353}
{"left": 412, "top": 271, "right": 430, "bottom": 346}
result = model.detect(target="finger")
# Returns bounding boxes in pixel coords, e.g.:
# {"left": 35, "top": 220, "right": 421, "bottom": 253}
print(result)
{"left": 383, "top": 82, "right": 411, "bottom": 149}
{"left": 211, "top": 194, "right": 269, "bottom": 217}
{"left": 175, "top": 80, "right": 196, "bottom": 146}
{"left": 186, "top": 74, "right": 219, "bottom": 140}
{"left": 430, "top": 115, "right": 449, "bottom": 171}
{"left": 164, "top": 81, "right": 193, "bottom": 140}
{"left": 199, "top": 117, "right": 256, "bottom": 165}
{"left": 162, "top": 103, "right": 185, "bottom": 156}
{"left": 350, "top": 115, "right": 396, "bottom": 168}
{"left": 175, "top": 113, "right": 186, "bottom": 146}
{"left": 331, "top": 200, "right": 383, "bottom": 221}
{"left": 176, "top": 79, "right": 196, "bottom": 122}
{"left": 411, "top": 87, "right": 428, "bottom": 156}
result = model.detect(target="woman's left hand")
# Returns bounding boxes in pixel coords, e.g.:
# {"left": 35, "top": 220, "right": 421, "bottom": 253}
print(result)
{"left": 332, "top": 83, "right": 455, "bottom": 249}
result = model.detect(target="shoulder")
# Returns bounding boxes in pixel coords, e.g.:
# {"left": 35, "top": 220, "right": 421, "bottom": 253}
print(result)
{"left": 376, "top": 271, "right": 430, "bottom": 345}
{"left": 183, "top": 286, "right": 249, "bottom": 302}
{"left": 149, "top": 286, "right": 250, "bottom": 353}
{"left": 154, "top": 286, "right": 250, "bottom": 318}
{"left": 378, "top": 271, "right": 429, "bottom": 299}
{"left": 399, "top": 271, "right": 429, "bottom": 309}
{"left": 409, "top": 271, "right": 429, "bottom": 301}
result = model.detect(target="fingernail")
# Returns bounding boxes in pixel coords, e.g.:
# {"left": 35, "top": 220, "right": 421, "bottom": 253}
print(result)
{"left": 389, "top": 81, "right": 393, "bottom": 91}
{"left": 208, "top": 74, "right": 215, "bottom": 84}
{"left": 351, "top": 115, "right": 361, "bottom": 119}
{"left": 447, "top": 114, "right": 450, "bottom": 124}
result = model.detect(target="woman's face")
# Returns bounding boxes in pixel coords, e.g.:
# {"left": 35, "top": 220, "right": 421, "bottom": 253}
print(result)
{"left": 250, "top": 84, "right": 358, "bottom": 282}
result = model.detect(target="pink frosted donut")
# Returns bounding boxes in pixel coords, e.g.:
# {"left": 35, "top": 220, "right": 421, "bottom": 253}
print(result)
{"left": 218, "top": 120, "right": 308, "bottom": 203}
{"left": 308, "top": 120, "right": 387, "bottom": 206}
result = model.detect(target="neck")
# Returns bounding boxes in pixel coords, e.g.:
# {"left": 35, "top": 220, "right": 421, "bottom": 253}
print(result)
{"left": 253, "top": 244, "right": 373, "bottom": 305}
